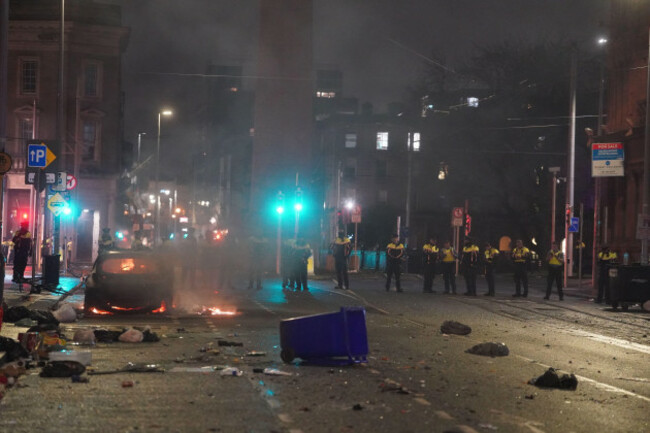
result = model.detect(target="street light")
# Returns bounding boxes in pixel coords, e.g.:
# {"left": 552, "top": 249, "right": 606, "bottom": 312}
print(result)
{"left": 137, "top": 132, "right": 146, "bottom": 164}
{"left": 155, "top": 109, "right": 173, "bottom": 246}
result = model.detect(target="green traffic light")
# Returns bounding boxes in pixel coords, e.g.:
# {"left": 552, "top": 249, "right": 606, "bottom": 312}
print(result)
{"left": 276, "top": 205, "right": 284, "bottom": 214}
{"left": 294, "top": 203, "right": 303, "bottom": 212}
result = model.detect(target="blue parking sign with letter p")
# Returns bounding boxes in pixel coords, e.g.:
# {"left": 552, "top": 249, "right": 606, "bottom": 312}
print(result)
{"left": 27, "top": 144, "right": 47, "bottom": 168}
{"left": 569, "top": 217, "right": 580, "bottom": 233}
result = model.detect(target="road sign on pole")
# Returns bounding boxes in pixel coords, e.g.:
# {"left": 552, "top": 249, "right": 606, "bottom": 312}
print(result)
{"left": 47, "top": 192, "right": 67, "bottom": 217}
{"left": 351, "top": 205, "right": 362, "bottom": 223}
{"left": 569, "top": 217, "right": 580, "bottom": 233}
{"left": 27, "top": 142, "right": 56, "bottom": 168}
{"left": 452, "top": 207, "right": 464, "bottom": 227}
{"left": 66, "top": 173, "right": 78, "bottom": 190}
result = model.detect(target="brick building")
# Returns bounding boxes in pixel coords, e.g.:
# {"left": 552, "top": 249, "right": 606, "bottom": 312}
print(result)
{"left": 597, "top": 1, "right": 650, "bottom": 258}
{"left": 4, "top": 0, "right": 129, "bottom": 262}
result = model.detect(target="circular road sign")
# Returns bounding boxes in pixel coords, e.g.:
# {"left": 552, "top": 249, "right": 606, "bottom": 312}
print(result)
{"left": 66, "top": 174, "right": 78, "bottom": 190}
{"left": 452, "top": 207, "right": 464, "bottom": 218}
{"left": 0, "top": 152, "right": 12, "bottom": 174}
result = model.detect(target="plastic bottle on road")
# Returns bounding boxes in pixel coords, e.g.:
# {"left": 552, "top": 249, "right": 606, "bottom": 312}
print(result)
{"left": 623, "top": 252, "right": 630, "bottom": 265}
{"left": 220, "top": 367, "right": 243, "bottom": 377}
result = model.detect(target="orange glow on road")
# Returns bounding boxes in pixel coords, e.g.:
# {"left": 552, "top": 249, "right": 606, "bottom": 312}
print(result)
{"left": 111, "top": 306, "right": 141, "bottom": 311}
{"left": 152, "top": 300, "right": 167, "bottom": 314}
{"left": 200, "top": 306, "right": 237, "bottom": 316}
{"left": 89, "top": 307, "right": 113, "bottom": 315}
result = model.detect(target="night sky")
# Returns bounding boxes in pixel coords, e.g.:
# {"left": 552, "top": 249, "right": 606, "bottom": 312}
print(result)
{"left": 109, "top": 0, "right": 610, "bottom": 171}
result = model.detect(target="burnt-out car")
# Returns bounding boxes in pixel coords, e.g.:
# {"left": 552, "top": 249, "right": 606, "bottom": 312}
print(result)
{"left": 84, "top": 251, "right": 173, "bottom": 314}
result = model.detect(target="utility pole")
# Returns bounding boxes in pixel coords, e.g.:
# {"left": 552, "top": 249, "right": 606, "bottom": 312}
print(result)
{"left": 549, "top": 167, "right": 561, "bottom": 244}
{"left": 565, "top": 47, "right": 577, "bottom": 282}
{"left": 593, "top": 56, "right": 605, "bottom": 288}
{"left": 0, "top": 0, "right": 8, "bottom": 302}
{"left": 53, "top": 0, "right": 66, "bottom": 257}
{"left": 641, "top": 28, "right": 650, "bottom": 265}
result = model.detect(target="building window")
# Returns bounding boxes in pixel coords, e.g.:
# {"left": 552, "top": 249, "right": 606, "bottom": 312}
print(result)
{"left": 376, "top": 160, "right": 387, "bottom": 177}
{"left": 83, "top": 62, "right": 101, "bottom": 97}
{"left": 82, "top": 120, "right": 100, "bottom": 161}
{"left": 344, "top": 157, "right": 356, "bottom": 178}
{"left": 345, "top": 133, "right": 357, "bottom": 148}
{"left": 467, "top": 97, "right": 479, "bottom": 108}
{"left": 316, "top": 91, "right": 336, "bottom": 98}
{"left": 378, "top": 190, "right": 388, "bottom": 203}
{"left": 20, "top": 60, "right": 38, "bottom": 95}
{"left": 19, "top": 117, "right": 33, "bottom": 142}
{"left": 408, "top": 132, "right": 421, "bottom": 152}
{"left": 376, "top": 132, "right": 389, "bottom": 150}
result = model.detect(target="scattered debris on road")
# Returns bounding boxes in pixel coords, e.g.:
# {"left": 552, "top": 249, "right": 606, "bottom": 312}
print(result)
{"left": 466, "top": 342, "right": 509, "bottom": 357}
{"left": 220, "top": 367, "right": 244, "bottom": 377}
{"left": 52, "top": 304, "right": 78, "bottom": 323}
{"left": 440, "top": 320, "right": 472, "bottom": 336}
{"left": 88, "top": 362, "right": 165, "bottom": 375}
{"left": 218, "top": 340, "right": 243, "bottom": 347}
{"left": 122, "top": 380, "right": 134, "bottom": 388}
{"left": 73, "top": 329, "right": 96, "bottom": 345}
{"left": 118, "top": 328, "right": 144, "bottom": 343}
{"left": 40, "top": 361, "right": 86, "bottom": 378}
{"left": 529, "top": 367, "right": 578, "bottom": 390}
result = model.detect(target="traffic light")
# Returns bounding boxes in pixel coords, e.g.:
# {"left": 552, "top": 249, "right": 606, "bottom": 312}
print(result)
{"left": 19, "top": 209, "right": 29, "bottom": 222}
{"left": 465, "top": 213, "right": 472, "bottom": 236}
{"left": 276, "top": 190, "right": 285, "bottom": 215}
{"left": 275, "top": 191, "right": 284, "bottom": 215}
{"left": 294, "top": 187, "right": 303, "bottom": 212}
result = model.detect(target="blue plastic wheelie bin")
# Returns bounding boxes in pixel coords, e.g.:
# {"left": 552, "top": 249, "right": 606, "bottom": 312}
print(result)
{"left": 279, "top": 307, "right": 369, "bottom": 365}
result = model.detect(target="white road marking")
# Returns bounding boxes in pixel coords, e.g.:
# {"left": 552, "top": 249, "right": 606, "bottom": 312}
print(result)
{"left": 514, "top": 354, "right": 650, "bottom": 403}
{"left": 566, "top": 328, "right": 650, "bottom": 356}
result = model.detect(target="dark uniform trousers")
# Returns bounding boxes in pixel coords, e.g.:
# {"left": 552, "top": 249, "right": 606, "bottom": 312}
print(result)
{"left": 335, "top": 260, "right": 349, "bottom": 289}
{"left": 485, "top": 263, "right": 496, "bottom": 295}
{"left": 513, "top": 262, "right": 528, "bottom": 296}
{"left": 597, "top": 266, "right": 610, "bottom": 303}
{"left": 385, "top": 260, "right": 401, "bottom": 291}
{"left": 423, "top": 264, "right": 436, "bottom": 292}
{"left": 441, "top": 262, "right": 456, "bottom": 294}
{"left": 463, "top": 265, "right": 477, "bottom": 295}
{"left": 546, "top": 265, "right": 564, "bottom": 299}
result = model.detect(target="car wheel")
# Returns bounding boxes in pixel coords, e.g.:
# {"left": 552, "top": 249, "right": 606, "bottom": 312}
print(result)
{"left": 84, "top": 290, "right": 105, "bottom": 314}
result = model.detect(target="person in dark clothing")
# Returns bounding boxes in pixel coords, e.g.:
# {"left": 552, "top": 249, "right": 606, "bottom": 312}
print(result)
{"left": 440, "top": 241, "right": 457, "bottom": 294}
{"left": 483, "top": 242, "right": 499, "bottom": 296}
{"left": 385, "top": 234, "right": 404, "bottom": 292}
{"left": 461, "top": 238, "right": 479, "bottom": 296}
{"left": 281, "top": 238, "right": 295, "bottom": 289}
{"left": 596, "top": 245, "right": 617, "bottom": 304}
{"left": 247, "top": 234, "right": 267, "bottom": 290}
{"left": 331, "top": 231, "right": 351, "bottom": 290}
{"left": 12, "top": 221, "right": 32, "bottom": 283}
{"left": 293, "top": 236, "right": 311, "bottom": 291}
{"left": 511, "top": 239, "right": 530, "bottom": 297}
{"left": 99, "top": 228, "right": 114, "bottom": 255}
{"left": 545, "top": 242, "right": 564, "bottom": 300}
{"left": 422, "top": 237, "right": 439, "bottom": 293}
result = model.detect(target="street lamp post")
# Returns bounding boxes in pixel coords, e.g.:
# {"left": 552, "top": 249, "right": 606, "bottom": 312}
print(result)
{"left": 276, "top": 205, "right": 284, "bottom": 275}
{"left": 155, "top": 110, "right": 173, "bottom": 246}
{"left": 549, "top": 167, "right": 561, "bottom": 244}
{"left": 137, "top": 132, "right": 146, "bottom": 164}
{"left": 593, "top": 37, "right": 607, "bottom": 287}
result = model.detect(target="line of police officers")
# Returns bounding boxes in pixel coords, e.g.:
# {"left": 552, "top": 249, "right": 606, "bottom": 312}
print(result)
{"left": 378, "top": 235, "right": 586, "bottom": 300}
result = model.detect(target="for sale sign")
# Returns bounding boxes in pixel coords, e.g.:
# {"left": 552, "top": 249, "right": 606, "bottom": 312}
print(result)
{"left": 592, "top": 142, "right": 624, "bottom": 177}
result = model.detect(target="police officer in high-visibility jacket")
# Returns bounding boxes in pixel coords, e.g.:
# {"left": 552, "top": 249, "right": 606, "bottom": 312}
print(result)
{"left": 545, "top": 242, "right": 564, "bottom": 300}
{"left": 331, "top": 231, "right": 351, "bottom": 290}
{"left": 511, "top": 239, "right": 530, "bottom": 297}
{"left": 483, "top": 242, "right": 499, "bottom": 296}
{"left": 596, "top": 245, "right": 617, "bottom": 304}
{"left": 440, "top": 241, "right": 457, "bottom": 294}
{"left": 422, "top": 237, "right": 439, "bottom": 293}
{"left": 12, "top": 221, "right": 32, "bottom": 283}
{"left": 461, "top": 238, "right": 479, "bottom": 296}
{"left": 385, "top": 234, "right": 404, "bottom": 292}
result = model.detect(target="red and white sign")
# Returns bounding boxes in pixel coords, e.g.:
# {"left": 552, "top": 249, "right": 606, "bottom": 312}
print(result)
{"left": 66, "top": 174, "right": 78, "bottom": 190}
{"left": 452, "top": 207, "right": 464, "bottom": 227}
{"left": 351, "top": 205, "right": 362, "bottom": 223}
